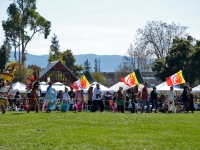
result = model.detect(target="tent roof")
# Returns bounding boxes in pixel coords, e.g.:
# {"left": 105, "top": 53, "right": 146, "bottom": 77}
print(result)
{"left": 156, "top": 82, "right": 183, "bottom": 91}
{"left": 83, "top": 82, "right": 112, "bottom": 93}
{"left": 109, "top": 82, "right": 130, "bottom": 92}
{"left": 10, "top": 82, "right": 26, "bottom": 93}
{"left": 192, "top": 85, "right": 200, "bottom": 92}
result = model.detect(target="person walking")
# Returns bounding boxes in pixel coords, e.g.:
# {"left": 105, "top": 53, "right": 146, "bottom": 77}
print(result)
{"left": 150, "top": 87, "right": 158, "bottom": 113}
{"left": 182, "top": 86, "right": 189, "bottom": 113}
{"left": 92, "top": 84, "right": 104, "bottom": 112}
{"left": 116, "top": 87, "right": 125, "bottom": 113}
{"left": 141, "top": 83, "right": 149, "bottom": 113}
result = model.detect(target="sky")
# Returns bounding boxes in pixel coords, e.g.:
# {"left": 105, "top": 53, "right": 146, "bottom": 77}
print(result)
{"left": 0, "top": 0, "right": 200, "bottom": 56}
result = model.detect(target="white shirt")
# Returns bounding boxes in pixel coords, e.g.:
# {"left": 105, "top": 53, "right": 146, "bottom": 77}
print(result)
{"left": 167, "top": 90, "right": 176, "bottom": 101}
{"left": 92, "top": 88, "right": 102, "bottom": 100}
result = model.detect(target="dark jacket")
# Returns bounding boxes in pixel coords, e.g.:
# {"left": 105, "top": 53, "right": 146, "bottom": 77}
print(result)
{"left": 182, "top": 89, "right": 189, "bottom": 102}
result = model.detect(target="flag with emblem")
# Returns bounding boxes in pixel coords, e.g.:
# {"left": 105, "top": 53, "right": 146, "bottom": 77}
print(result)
{"left": 121, "top": 71, "right": 139, "bottom": 87}
{"left": 71, "top": 71, "right": 95, "bottom": 90}
{"left": 166, "top": 70, "right": 186, "bottom": 86}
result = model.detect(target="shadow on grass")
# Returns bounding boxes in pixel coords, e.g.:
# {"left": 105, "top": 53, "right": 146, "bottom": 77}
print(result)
{"left": 12, "top": 112, "right": 26, "bottom": 115}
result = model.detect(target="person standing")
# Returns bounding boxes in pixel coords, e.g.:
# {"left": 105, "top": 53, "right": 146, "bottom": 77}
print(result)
{"left": 75, "top": 89, "right": 84, "bottom": 112}
{"left": 188, "top": 87, "right": 194, "bottom": 113}
{"left": 0, "top": 80, "right": 12, "bottom": 114}
{"left": 166, "top": 86, "right": 176, "bottom": 113}
{"left": 92, "top": 84, "right": 104, "bottom": 112}
{"left": 27, "top": 82, "right": 40, "bottom": 113}
{"left": 150, "top": 87, "right": 158, "bottom": 113}
{"left": 116, "top": 87, "right": 125, "bottom": 113}
{"left": 141, "top": 83, "right": 149, "bottom": 113}
{"left": 182, "top": 86, "right": 189, "bottom": 113}
{"left": 68, "top": 87, "right": 75, "bottom": 110}
{"left": 37, "top": 88, "right": 41, "bottom": 110}
{"left": 87, "top": 86, "right": 93, "bottom": 111}
{"left": 61, "top": 88, "right": 70, "bottom": 112}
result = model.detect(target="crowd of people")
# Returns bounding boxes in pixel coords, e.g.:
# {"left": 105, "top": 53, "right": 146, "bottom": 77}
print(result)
{"left": 0, "top": 79, "right": 198, "bottom": 114}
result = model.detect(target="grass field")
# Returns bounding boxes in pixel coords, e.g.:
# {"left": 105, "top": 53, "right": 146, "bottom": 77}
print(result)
{"left": 0, "top": 111, "right": 200, "bottom": 150}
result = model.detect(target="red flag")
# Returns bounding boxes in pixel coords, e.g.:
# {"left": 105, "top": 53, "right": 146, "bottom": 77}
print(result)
{"left": 121, "top": 72, "right": 139, "bottom": 87}
{"left": 166, "top": 70, "right": 186, "bottom": 86}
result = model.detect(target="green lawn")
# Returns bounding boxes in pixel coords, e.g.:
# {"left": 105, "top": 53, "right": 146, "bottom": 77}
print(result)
{"left": 0, "top": 111, "right": 200, "bottom": 150}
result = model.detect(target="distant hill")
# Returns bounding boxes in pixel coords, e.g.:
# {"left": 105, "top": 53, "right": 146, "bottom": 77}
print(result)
{"left": 9, "top": 52, "right": 123, "bottom": 72}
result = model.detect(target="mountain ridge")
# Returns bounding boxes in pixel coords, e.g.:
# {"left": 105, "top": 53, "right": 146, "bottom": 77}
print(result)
{"left": 9, "top": 51, "right": 124, "bottom": 72}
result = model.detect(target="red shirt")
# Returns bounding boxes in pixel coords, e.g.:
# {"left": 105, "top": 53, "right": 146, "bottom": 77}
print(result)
{"left": 142, "top": 87, "right": 148, "bottom": 100}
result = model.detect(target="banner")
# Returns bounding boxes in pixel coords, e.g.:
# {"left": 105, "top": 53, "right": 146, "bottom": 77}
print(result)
{"left": 0, "top": 61, "right": 18, "bottom": 82}
{"left": 71, "top": 71, "right": 95, "bottom": 90}
{"left": 121, "top": 71, "right": 139, "bottom": 87}
{"left": 166, "top": 70, "right": 186, "bottom": 86}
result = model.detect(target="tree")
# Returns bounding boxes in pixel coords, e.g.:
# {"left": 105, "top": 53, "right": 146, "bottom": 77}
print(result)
{"left": 12, "top": 64, "right": 27, "bottom": 83}
{"left": 135, "top": 21, "right": 188, "bottom": 59}
{"left": 50, "top": 33, "right": 60, "bottom": 55}
{"left": 122, "top": 43, "right": 153, "bottom": 72}
{"left": 0, "top": 41, "right": 11, "bottom": 73}
{"left": 62, "top": 49, "right": 83, "bottom": 76}
{"left": 2, "top": 0, "right": 51, "bottom": 65}
{"left": 92, "top": 72, "right": 106, "bottom": 85}
{"left": 48, "top": 33, "right": 61, "bottom": 63}
{"left": 94, "top": 59, "right": 98, "bottom": 72}
{"left": 152, "top": 37, "right": 196, "bottom": 85}
{"left": 83, "top": 59, "right": 92, "bottom": 72}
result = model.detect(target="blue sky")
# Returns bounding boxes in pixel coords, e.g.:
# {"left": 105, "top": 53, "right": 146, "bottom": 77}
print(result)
{"left": 0, "top": 0, "right": 200, "bottom": 56}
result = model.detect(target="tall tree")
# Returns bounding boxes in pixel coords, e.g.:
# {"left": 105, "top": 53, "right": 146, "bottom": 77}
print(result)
{"left": 123, "top": 43, "right": 152, "bottom": 72}
{"left": 0, "top": 41, "right": 11, "bottom": 73}
{"left": 50, "top": 33, "right": 60, "bottom": 55}
{"left": 83, "top": 59, "right": 92, "bottom": 72}
{"left": 62, "top": 49, "right": 83, "bottom": 76}
{"left": 2, "top": 0, "right": 51, "bottom": 65}
{"left": 152, "top": 37, "right": 195, "bottom": 84}
{"left": 48, "top": 34, "right": 63, "bottom": 64}
{"left": 135, "top": 21, "right": 188, "bottom": 59}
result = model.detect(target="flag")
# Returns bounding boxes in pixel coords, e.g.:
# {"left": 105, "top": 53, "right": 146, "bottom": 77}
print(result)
{"left": 71, "top": 71, "right": 95, "bottom": 90}
{"left": 166, "top": 70, "right": 186, "bottom": 86}
{"left": 134, "top": 69, "right": 144, "bottom": 84}
{"left": 0, "top": 61, "right": 18, "bottom": 82}
{"left": 121, "top": 72, "right": 139, "bottom": 87}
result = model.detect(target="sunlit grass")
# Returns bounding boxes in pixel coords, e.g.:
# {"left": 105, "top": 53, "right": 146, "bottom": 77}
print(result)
{"left": 0, "top": 111, "right": 200, "bottom": 150}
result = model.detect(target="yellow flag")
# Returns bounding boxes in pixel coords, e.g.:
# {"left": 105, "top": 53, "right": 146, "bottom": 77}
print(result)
{"left": 0, "top": 62, "right": 19, "bottom": 82}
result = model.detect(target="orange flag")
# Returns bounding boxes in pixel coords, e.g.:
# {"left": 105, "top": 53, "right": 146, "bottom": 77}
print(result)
{"left": 166, "top": 70, "right": 186, "bottom": 86}
{"left": 121, "top": 72, "right": 139, "bottom": 87}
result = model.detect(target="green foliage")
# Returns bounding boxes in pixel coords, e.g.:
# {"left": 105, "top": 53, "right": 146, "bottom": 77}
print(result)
{"left": 0, "top": 41, "right": 11, "bottom": 73}
{"left": 48, "top": 50, "right": 64, "bottom": 64}
{"left": 92, "top": 72, "right": 106, "bottom": 84}
{"left": 83, "top": 59, "right": 92, "bottom": 72}
{"left": 12, "top": 64, "right": 27, "bottom": 83}
{"left": 62, "top": 49, "right": 83, "bottom": 76}
{"left": 50, "top": 33, "right": 60, "bottom": 54}
{"left": 152, "top": 36, "right": 200, "bottom": 85}
{"left": 0, "top": 111, "right": 200, "bottom": 150}
{"left": 2, "top": 0, "right": 51, "bottom": 65}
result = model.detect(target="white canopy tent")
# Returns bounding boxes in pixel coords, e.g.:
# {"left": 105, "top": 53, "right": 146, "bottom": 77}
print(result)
{"left": 83, "top": 82, "right": 112, "bottom": 94}
{"left": 109, "top": 82, "right": 152, "bottom": 93}
{"left": 156, "top": 82, "right": 183, "bottom": 93}
{"left": 109, "top": 82, "right": 130, "bottom": 92}
{"left": 192, "top": 85, "right": 200, "bottom": 92}
{"left": 10, "top": 82, "right": 26, "bottom": 93}
{"left": 39, "top": 81, "right": 70, "bottom": 93}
